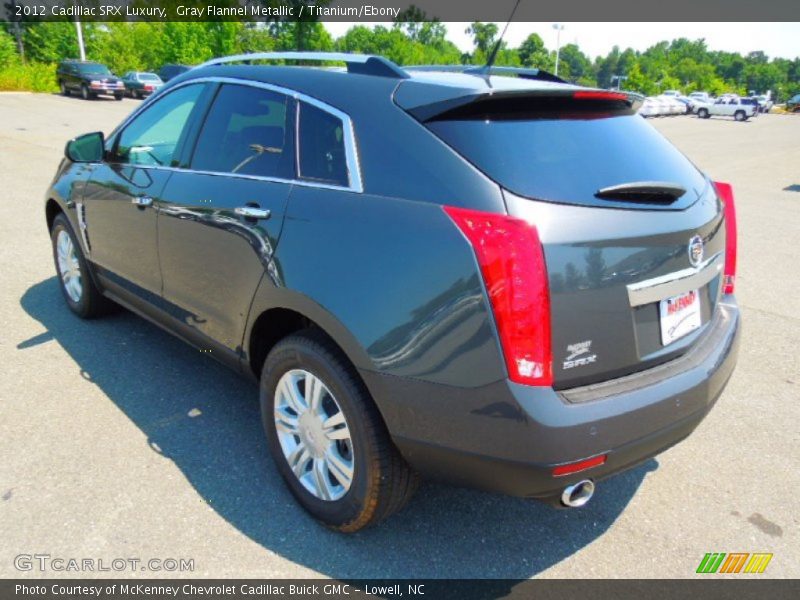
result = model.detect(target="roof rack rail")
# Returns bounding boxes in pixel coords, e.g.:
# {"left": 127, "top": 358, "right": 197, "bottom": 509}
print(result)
{"left": 196, "top": 52, "right": 409, "bottom": 79}
{"left": 404, "top": 65, "right": 566, "bottom": 84}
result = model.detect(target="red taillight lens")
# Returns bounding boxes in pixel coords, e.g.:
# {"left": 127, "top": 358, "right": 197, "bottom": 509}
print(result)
{"left": 552, "top": 454, "right": 607, "bottom": 477}
{"left": 573, "top": 90, "right": 629, "bottom": 102}
{"left": 443, "top": 206, "right": 552, "bottom": 386}
{"left": 714, "top": 181, "right": 737, "bottom": 294}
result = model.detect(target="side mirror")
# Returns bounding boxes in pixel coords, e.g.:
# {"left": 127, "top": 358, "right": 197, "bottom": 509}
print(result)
{"left": 65, "top": 131, "right": 105, "bottom": 163}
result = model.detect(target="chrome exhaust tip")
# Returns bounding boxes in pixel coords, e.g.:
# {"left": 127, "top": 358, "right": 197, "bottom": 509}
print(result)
{"left": 561, "top": 479, "right": 595, "bottom": 508}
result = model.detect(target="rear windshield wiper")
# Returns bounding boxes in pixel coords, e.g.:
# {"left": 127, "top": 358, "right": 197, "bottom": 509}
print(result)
{"left": 595, "top": 181, "right": 687, "bottom": 203}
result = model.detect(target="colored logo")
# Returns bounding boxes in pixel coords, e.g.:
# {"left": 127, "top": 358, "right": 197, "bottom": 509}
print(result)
{"left": 696, "top": 552, "right": 773, "bottom": 574}
{"left": 688, "top": 235, "right": 704, "bottom": 267}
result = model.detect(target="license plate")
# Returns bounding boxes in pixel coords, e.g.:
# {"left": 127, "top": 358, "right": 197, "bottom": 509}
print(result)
{"left": 659, "top": 289, "right": 701, "bottom": 345}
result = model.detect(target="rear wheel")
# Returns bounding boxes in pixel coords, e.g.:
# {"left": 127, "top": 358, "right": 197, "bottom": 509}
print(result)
{"left": 50, "top": 213, "right": 110, "bottom": 319}
{"left": 261, "top": 330, "right": 418, "bottom": 532}
{"left": 114, "top": 93, "right": 124, "bottom": 101}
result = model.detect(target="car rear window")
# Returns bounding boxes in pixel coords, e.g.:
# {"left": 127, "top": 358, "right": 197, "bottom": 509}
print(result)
{"left": 425, "top": 97, "right": 707, "bottom": 209}
{"left": 78, "top": 63, "right": 110, "bottom": 75}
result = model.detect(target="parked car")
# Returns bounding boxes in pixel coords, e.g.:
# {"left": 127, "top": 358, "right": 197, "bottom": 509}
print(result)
{"left": 740, "top": 97, "right": 760, "bottom": 117}
{"left": 158, "top": 64, "right": 190, "bottom": 82}
{"left": 661, "top": 95, "right": 687, "bottom": 115}
{"left": 638, "top": 96, "right": 660, "bottom": 118}
{"left": 784, "top": 93, "right": 800, "bottom": 112}
{"left": 688, "top": 91, "right": 712, "bottom": 104}
{"left": 121, "top": 71, "right": 164, "bottom": 99}
{"left": 675, "top": 96, "right": 695, "bottom": 114}
{"left": 45, "top": 53, "right": 740, "bottom": 531}
{"left": 694, "top": 96, "right": 757, "bottom": 121}
{"left": 56, "top": 60, "right": 125, "bottom": 101}
{"left": 755, "top": 95, "right": 773, "bottom": 113}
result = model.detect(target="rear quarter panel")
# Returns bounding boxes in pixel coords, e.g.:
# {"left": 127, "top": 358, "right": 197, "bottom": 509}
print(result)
{"left": 248, "top": 186, "right": 507, "bottom": 389}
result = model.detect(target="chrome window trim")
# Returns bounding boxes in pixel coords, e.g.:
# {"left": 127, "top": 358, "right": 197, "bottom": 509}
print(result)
{"left": 109, "top": 76, "right": 363, "bottom": 194}
{"left": 626, "top": 252, "right": 724, "bottom": 307}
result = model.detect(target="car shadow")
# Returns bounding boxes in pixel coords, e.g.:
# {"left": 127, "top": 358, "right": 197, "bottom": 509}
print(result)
{"left": 19, "top": 277, "right": 655, "bottom": 579}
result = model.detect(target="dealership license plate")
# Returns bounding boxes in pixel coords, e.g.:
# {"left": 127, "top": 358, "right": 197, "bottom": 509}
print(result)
{"left": 659, "top": 289, "right": 701, "bottom": 345}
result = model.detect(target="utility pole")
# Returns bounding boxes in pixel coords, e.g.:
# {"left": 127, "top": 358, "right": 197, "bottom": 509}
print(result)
{"left": 552, "top": 23, "right": 565, "bottom": 77}
{"left": 74, "top": 18, "right": 86, "bottom": 61}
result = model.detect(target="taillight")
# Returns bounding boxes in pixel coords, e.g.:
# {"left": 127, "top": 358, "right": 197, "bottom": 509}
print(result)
{"left": 714, "top": 181, "right": 737, "bottom": 294}
{"left": 443, "top": 206, "right": 552, "bottom": 386}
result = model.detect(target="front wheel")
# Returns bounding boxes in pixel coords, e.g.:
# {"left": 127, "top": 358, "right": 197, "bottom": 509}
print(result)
{"left": 697, "top": 108, "right": 709, "bottom": 119}
{"left": 80, "top": 84, "right": 91, "bottom": 100}
{"left": 59, "top": 81, "right": 69, "bottom": 96}
{"left": 50, "top": 213, "right": 111, "bottom": 318}
{"left": 261, "top": 330, "right": 418, "bottom": 532}
{"left": 734, "top": 110, "right": 746, "bottom": 121}
{"left": 114, "top": 93, "right": 124, "bottom": 101}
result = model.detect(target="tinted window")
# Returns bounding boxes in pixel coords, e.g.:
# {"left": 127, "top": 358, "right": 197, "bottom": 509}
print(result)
{"left": 140, "top": 73, "right": 160, "bottom": 81}
{"left": 298, "top": 102, "right": 348, "bottom": 187}
{"left": 191, "top": 84, "right": 294, "bottom": 179}
{"left": 115, "top": 84, "right": 204, "bottom": 167}
{"left": 78, "top": 63, "right": 111, "bottom": 76}
{"left": 426, "top": 99, "right": 707, "bottom": 208}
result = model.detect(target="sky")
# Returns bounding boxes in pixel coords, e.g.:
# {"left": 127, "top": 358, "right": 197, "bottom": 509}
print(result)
{"left": 322, "top": 22, "right": 800, "bottom": 60}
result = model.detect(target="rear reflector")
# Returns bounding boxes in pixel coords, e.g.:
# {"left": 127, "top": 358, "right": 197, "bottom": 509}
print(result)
{"left": 443, "top": 206, "right": 552, "bottom": 386}
{"left": 713, "top": 181, "right": 737, "bottom": 294}
{"left": 552, "top": 454, "right": 607, "bottom": 477}
{"left": 573, "top": 90, "right": 629, "bottom": 102}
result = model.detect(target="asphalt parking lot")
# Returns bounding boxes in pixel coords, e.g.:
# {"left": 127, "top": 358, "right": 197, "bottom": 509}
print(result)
{"left": 1, "top": 93, "right": 798, "bottom": 579}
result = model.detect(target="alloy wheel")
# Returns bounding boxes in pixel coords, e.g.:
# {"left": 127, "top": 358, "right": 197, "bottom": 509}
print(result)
{"left": 56, "top": 230, "right": 82, "bottom": 303}
{"left": 273, "top": 369, "right": 354, "bottom": 501}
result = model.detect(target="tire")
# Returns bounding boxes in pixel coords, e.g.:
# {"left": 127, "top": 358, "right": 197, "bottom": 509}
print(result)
{"left": 734, "top": 110, "right": 746, "bottom": 122}
{"left": 261, "top": 330, "right": 418, "bottom": 532}
{"left": 50, "top": 213, "right": 111, "bottom": 319}
{"left": 697, "top": 108, "right": 709, "bottom": 119}
{"left": 59, "top": 81, "right": 69, "bottom": 97}
{"left": 80, "top": 84, "right": 90, "bottom": 100}
{"left": 114, "top": 93, "right": 124, "bottom": 101}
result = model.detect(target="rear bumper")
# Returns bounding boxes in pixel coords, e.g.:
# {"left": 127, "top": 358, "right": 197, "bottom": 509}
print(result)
{"left": 361, "top": 300, "right": 740, "bottom": 499}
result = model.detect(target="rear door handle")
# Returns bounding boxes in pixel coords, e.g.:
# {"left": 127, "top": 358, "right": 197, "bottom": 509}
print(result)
{"left": 132, "top": 195, "right": 153, "bottom": 208}
{"left": 234, "top": 206, "right": 271, "bottom": 220}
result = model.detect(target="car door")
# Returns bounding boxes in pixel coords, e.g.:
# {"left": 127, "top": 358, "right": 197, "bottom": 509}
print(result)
{"left": 156, "top": 82, "right": 296, "bottom": 353}
{"left": 82, "top": 82, "right": 208, "bottom": 298}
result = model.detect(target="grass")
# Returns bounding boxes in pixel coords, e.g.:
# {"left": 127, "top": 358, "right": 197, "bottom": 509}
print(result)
{"left": 0, "top": 62, "right": 58, "bottom": 93}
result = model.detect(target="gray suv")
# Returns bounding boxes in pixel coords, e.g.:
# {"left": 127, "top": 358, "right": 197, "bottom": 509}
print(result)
{"left": 45, "top": 53, "right": 740, "bottom": 531}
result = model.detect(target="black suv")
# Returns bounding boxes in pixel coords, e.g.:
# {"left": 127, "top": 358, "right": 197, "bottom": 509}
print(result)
{"left": 46, "top": 53, "right": 740, "bottom": 531}
{"left": 56, "top": 60, "right": 125, "bottom": 101}
{"left": 158, "top": 63, "right": 191, "bottom": 82}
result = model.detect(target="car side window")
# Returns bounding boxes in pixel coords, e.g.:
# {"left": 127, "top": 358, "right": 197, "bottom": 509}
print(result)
{"left": 297, "top": 101, "right": 349, "bottom": 187}
{"left": 114, "top": 84, "right": 204, "bottom": 167}
{"left": 190, "top": 84, "right": 295, "bottom": 179}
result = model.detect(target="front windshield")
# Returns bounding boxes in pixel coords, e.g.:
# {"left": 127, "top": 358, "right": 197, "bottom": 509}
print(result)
{"left": 78, "top": 64, "right": 111, "bottom": 76}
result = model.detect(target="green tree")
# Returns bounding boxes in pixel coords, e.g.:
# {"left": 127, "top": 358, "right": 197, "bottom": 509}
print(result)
{"left": 518, "top": 33, "right": 549, "bottom": 68}
{"left": 0, "top": 27, "right": 17, "bottom": 68}
{"left": 465, "top": 22, "right": 498, "bottom": 55}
